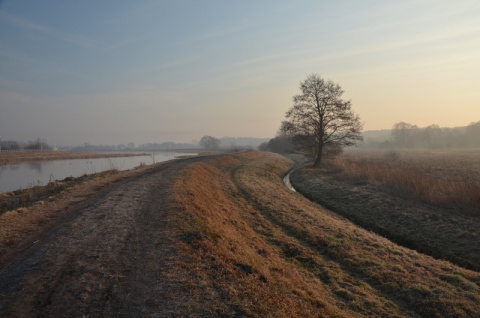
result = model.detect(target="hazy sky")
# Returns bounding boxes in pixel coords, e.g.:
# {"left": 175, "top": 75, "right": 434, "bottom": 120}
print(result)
{"left": 1, "top": 0, "right": 479, "bottom": 146}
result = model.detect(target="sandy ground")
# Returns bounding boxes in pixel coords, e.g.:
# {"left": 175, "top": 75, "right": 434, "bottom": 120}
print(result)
{"left": 0, "top": 156, "right": 210, "bottom": 316}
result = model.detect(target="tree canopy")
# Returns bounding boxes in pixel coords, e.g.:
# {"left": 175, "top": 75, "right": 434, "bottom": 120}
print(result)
{"left": 281, "top": 74, "right": 362, "bottom": 167}
{"left": 199, "top": 135, "right": 220, "bottom": 150}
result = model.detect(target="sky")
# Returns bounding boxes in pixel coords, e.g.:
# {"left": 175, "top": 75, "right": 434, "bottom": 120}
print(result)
{"left": 1, "top": 0, "right": 479, "bottom": 146}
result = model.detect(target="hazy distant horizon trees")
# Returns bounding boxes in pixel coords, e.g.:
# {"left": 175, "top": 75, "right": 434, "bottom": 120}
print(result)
{"left": 259, "top": 134, "right": 295, "bottom": 154}
{"left": 0, "top": 138, "right": 51, "bottom": 151}
{"left": 199, "top": 135, "right": 220, "bottom": 150}
{"left": 25, "top": 138, "right": 50, "bottom": 150}
{"left": 391, "top": 122, "right": 419, "bottom": 147}
{"left": 466, "top": 121, "right": 480, "bottom": 147}
{"left": 281, "top": 74, "right": 363, "bottom": 167}
{"left": 0, "top": 140, "right": 22, "bottom": 150}
{"left": 387, "top": 121, "right": 480, "bottom": 149}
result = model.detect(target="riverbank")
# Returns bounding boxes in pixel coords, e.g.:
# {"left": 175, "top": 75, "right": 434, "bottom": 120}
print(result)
{"left": 0, "top": 150, "right": 150, "bottom": 165}
{"left": 1, "top": 152, "right": 479, "bottom": 316}
{"left": 0, "top": 164, "right": 155, "bottom": 261}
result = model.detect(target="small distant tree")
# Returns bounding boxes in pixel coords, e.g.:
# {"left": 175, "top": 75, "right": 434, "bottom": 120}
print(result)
{"left": 391, "top": 122, "right": 418, "bottom": 147}
{"left": 258, "top": 142, "right": 269, "bottom": 151}
{"left": 199, "top": 135, "right": 220, "bottom": 149}
{"left": 263, "top": 134, "right": 294, "bottom": 154}
{"left": 466, "top": 121, "right": 480, "bottom": 147}
{"left": 281, "top": 74, "right": 362, "bottom": 167}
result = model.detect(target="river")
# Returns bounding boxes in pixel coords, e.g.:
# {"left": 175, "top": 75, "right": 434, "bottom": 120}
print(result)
{"left": 0, "top": 152, "right": 194, "bottom": 193}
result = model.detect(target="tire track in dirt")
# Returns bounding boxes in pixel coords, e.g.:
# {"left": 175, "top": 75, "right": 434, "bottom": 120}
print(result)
{"left": 0, "top": 156, "right": 209, "bottom": 317}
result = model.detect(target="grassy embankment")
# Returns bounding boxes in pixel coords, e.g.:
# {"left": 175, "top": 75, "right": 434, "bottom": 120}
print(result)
{"left": 171, "top": 151, "right": 480, "bottom": 317}
{"left": 290, "top": 150, "right": 480, "bottom": 271}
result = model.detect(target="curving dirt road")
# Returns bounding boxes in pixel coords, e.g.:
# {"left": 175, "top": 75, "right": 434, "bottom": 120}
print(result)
{"left": 0, "top": 156, "right": 208, "bottom": 317}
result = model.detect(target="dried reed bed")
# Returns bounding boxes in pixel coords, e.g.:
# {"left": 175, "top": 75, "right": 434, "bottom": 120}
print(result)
{"left": 291, "top": 150, "right": 480, "bottom": 271}
{"left": 328, "top": 150, "right": 480, "bottom": 214}
{"left": 173, "top": 151, "right": 480, "bottom": 317}
{"left": 0, "top": 151, "right": 149, "bottom": 165}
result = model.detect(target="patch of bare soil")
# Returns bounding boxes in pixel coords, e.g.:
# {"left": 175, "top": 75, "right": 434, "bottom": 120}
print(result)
{"left": 0, "top": 156, "right": 210, "bottom": 316}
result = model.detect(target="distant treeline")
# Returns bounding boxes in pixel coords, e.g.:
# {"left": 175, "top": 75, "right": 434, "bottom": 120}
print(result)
{"left": 260, "top": 120, "right": 480, "bottom": 154}
{"left": 71, "top": 142, "right": 197, "bottom": 152}
{"left": 361, "top": 121, "right": 480, "bottom": 149}
{"left": 70, "top": 137, "right": 269, "bottom": 152}
{"left": 0, "top": 138, "right": 51, "bottom": 151}
{"left": 219, "top": 137, "right": 269, "bottom": 149}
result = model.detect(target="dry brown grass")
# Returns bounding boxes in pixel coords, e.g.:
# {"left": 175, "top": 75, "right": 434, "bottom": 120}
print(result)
{"left": 173, "top": 151, "right": 480, "bottom": 317}
{"left": 290, "top": 150, "right": 480, "bottom": 271}
{"left": 0, "top": 151, "right": 148, "bottom": 165}
{"left": 327, "top": 149, "right": 480, "bottom": 214}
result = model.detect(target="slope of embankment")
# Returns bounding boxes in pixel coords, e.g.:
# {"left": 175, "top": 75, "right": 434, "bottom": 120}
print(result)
{"left": 172, "top": 151, "right": 480, "bottom": 317}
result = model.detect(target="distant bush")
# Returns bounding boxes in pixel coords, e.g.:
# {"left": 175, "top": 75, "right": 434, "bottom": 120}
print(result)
{"left": 259, "top": 135, "right": 294, "bottom": 154}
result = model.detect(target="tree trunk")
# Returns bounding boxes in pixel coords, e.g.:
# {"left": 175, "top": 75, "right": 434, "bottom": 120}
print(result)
{"left": 313, "top": 144, "right": 323, "bottom": 168}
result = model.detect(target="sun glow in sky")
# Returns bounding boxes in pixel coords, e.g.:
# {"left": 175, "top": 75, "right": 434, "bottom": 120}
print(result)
{"left": 1, "top": 0, "right": 479, "bottom": 145}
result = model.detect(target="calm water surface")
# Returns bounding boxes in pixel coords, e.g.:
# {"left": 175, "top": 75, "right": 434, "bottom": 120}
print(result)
{"left": 0, "top": 152, "right": 193, "bottom": 193}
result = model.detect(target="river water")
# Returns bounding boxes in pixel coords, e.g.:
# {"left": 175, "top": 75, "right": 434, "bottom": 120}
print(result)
{"left": 0, "top": 152, "right": 193, "bottom": 193}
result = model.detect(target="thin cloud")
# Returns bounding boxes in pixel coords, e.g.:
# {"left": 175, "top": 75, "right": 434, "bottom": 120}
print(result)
{"left": 294, "top": 20, "right": 480, "bottom": 68}
{"left": 196, "top": 23, "right": 250, "bottom": 41}
{"left": 0, "top": 11, "right": 99, "bottom": 48}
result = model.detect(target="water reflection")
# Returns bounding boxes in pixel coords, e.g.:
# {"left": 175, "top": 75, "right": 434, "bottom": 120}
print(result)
{"left": 27, "top": 161, "right": 43, "bottom": 174}
{"left": 0, "top": 152, "right": 193, "bottom": 193}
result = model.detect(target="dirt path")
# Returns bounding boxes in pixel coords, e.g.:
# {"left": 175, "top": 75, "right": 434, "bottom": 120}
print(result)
{"left": 0, "top": 156, "right": 207, "bottom": 316}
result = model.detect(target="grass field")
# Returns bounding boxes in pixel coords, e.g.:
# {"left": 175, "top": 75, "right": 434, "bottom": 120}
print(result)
{"left": 290, "top": 149, "right": 480, "bottom": 271}
{"left": 172, "top": 151, "right": 480, "bottom": 317}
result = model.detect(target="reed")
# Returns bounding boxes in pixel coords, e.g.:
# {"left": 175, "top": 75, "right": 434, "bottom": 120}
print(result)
{"left": 326, "top": 151, "right": 480, "bottom": 214}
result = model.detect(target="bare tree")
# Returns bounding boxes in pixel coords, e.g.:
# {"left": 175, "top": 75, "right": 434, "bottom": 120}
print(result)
{"left": 199, "top": 135, "right": 220, "bottom": 150}
{"left": 391, "top": 122, "right": 418, "bottom": 147}
{"left": 281, "top": 74, "right": 363, "bottom": 167}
